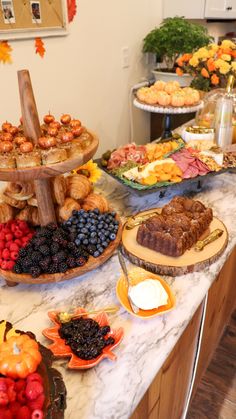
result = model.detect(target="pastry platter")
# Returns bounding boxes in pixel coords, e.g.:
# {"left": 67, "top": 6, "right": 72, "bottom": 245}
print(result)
{"left": 122, "top": 208, "right": 228, "bottom": 276}
{"left": 0, "top": 320, "right": 67, "bottom": 418}
{"left": 0, "top": 214, "right": 122, "bottom": 285}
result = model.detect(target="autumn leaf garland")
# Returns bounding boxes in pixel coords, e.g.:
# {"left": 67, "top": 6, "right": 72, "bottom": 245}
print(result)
{"left": 0, "top": 41, "right": 12, "bottom": 64}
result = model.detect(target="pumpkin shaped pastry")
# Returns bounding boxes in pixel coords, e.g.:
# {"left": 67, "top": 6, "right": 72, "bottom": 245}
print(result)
{"left": 165, "top": 81, "right": 180, "bottom": 95}
{"left": 0, "top": 334, "right": 42, "bottom": 379}
{"left": 67, "top": 174, "right": 92, "bottom": 201}
{"left": 157, "top": 91, "right": 171, "bottom": 106}
{"left": 136, "top": 87, "right": 150, "bottom": 102}
{"left": 82, "top": 193, "right": 109, "bottom": 213}
{"left": 144, "top": 87, "right": 159, "bottom": 105}
{"left": 171, "top": 91, "right": 185, "bottom": 107}
{"left": 153, "top": 80, "right": 166, "bottom": 91}
{"left": 58, "top": 197, "right": 81, "bottom": 221}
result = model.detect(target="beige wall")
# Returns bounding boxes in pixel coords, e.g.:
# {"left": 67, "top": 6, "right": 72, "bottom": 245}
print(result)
{"left": 0, "top": 0, "right": 162, "bottom": 154}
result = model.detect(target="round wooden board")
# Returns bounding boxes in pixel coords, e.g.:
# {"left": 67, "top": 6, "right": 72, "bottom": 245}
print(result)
{"left": 122, "top": 209, "right": 228, "bottom": 276}
{"left": 0, "top": 216, "right": 122, "bottom": 285}
{"left": 0, "top": 131, "right": 98, "bottom": 182}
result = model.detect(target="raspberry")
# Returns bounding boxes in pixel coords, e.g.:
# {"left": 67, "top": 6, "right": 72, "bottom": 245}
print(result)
{"left": 0, "top": 379, "right": 7, "bottom": 392}
{"left": 0, "top": 409, "right": 13, "bottom": 419}
{"left": 0, "top": 391, "right": 9, "bottom": 406}
{"left": 14, "top": 239, "right": 22, "bottom": 246}
{"left": 27, "top": 393, "right": 45, "bottom": 411}
{"left": 0, "top": 232, "right": 5, "bottom": 240}
{"left": 8, "top": 401, "right": 21, "bottom": 415}
{"left": 7, "top": 386, "right": 16, "bottom": 403}
{"left": 9, "top": 243, "right": 19, "bottom": 252}
{"left": 2, "top": 249, "right": 10, "bottom": 260}
{"left": 6, "top": 261, "right": 15, "bottom": 271}
{"left": 10, "top": 252, "right": 18, "bottom": 261}
{"left": 2, "top": 228, "right": 11, "bottom": 235}
{"left": 26, "top": 374, "right": 42, "bottom": 385}
{"left": 5, "top": 234, "right": 13, "bottom": 242}
{"left": 14, "top": 230, "right": 23, "bottom": 239}
{"left": 0, "top": 240, "right": 5, "bottom": 250}
{"left": 1, "top": 261, "right": 9, "bottom": 270}
{"left": 5, "top": 241, "right": 12, "bottom": 249}
{"left": 14, "top": 380, "right": 26, "bottom": 392}
{"left": 16, "top": 390, "right": 26, "bottom": 405}
{"left": 16, "top": 405, "right": 31, "bottom": 419}
{"left": 31, "top": 409, "right": 44, "bottom": 419}
{"left": 25, "top": 382, "right": 43, "bottom": 401}
{"left": 17, "top": 221, "right": 28, "bottom": 232}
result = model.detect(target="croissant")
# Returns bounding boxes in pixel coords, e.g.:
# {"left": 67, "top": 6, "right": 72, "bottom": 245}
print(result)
{"left": 0, "top": 203, "right": 14, "bottom": 223}
{"left": 52, "top": 176, "right": 67, "bottom": 206}
{"left": 27, "top": 196, "right": 38, "bottom": 207}
{"left": 67, "top": 175, "right": 92, "bottom": 201}
{"left": 16, "top": 206, "right": 33, "bottom": 223}
{"left": 58, "top": 197, "right": 81, "bottom": 221}
{"left": 5, "top": 181, "right": 34, "bottom": 201}
{"left": 2, "top": 192, "right": 26, "bottom": 209}
{"left": 82, "top": 193, "right": 109, "bottom": 213}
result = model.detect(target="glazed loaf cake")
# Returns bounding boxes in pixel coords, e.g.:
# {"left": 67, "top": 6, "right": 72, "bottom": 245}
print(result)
{"left": 136, "top": 196, "right": 213, "bottom": 257}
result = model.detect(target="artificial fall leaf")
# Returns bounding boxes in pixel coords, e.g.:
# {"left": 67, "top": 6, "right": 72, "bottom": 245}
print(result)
{"left": 67, "top": 0, "right": 77, "bottom": 23}
{"left": 0, "top": 41, "right": 12, "bottom": 64}
{"left": 35, "top": 37, "right": 46, "bottom": 58}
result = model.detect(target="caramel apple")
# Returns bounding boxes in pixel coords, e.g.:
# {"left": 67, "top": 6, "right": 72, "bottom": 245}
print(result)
{"left": 0, "top": 141, "right": 13, "bottom": 152}
{"left": 1, "top": 132, "right": 13, "bottom": 142}
{"left": 49, "top": 121, "right": 61, "bottom": 130}
{"left": 14, "top": 136, "right": 27, "bottom": 146}
{"left": 47, "top": 127, "right": 58, "bottom": 137}
{"left": 60, "top": 132, "right": 74, "bottom": 143}
{"left": 2, "top": 121, "right": 12, "bottom": 132}
{"left": 60, "top": 114, "right": 71, "bottom": 125}
{"left": 72, "top": 126, "right": 84, "bottom": 138}
{"left": 70, "top": 119, "right": 81, "bottom": 128}
{"left": 43, "top": 114, "right": 55, "bottom": 124}
{"left": 38, "top": 136, "right": 57, "bottom": 149}
{"left": 9, "top": 126, "right": 19, "bottom": 136}
{"left": 20, "top": 142, "right": 33, "bottom": 153}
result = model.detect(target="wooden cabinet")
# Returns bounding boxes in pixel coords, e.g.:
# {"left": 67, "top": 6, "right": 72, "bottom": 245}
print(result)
{"left": 163, "top": 0, "right": 236, "bottom": 19}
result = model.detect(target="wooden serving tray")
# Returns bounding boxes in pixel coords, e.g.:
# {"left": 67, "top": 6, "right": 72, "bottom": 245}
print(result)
{"left": 122, "top": 209, "right": 228, "bottom": 276}
{"left": 0, "top": 215, "right": 122, "bottom": 285}
{"left": 0, "top": 131, "right": 98, "bottom": 182}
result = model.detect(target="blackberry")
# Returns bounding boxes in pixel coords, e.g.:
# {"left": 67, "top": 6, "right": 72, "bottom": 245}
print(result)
{"left": 58, "top": 262, "right": 68, "bottom": 273}
{"left": 54, "top": 251, "right": 67, "bottom": 263}
{"left": 29, "top": 266, "right": 41, "bottom": 278}
{"left": 37, "top": 227, "right": 52, "bottom": 238}
{"left": 13, "top": 263, "right": 23, "bottom": 274}
{"left": 47, "top": 223, "right": 58, "bottom": 231}
{"left": 39, "top": 245, "right": 50, "bottom": 256}
{"left": 31, "top": 236, "right": 47, "bottom": 247}
{"left": 18, "top": 247, "right": 27, "bottom": 257}
{"left": 72, "top": 249, "right": 82, "bottom": 258}
{"left": 47, "top": 263, "right": 59, "bottom": 274}
{"left": 21, "top": 256, "right": 33, "bottom": 269}
{"left": 76, "top": 256, "right": 87, "bottom": 267}
{"left": 105, "top": 337, "right": 115, "bottom": 346}
{"left": 67, "top": 257, "right": 77, "bottom": 269}
{"left": 67, "top": 242, "right": 77, "bottom": 251}
{"left": 50, "top": 243, "right": 60, "bottom": 255}
{"left": 30, "top": 251, "right": 43, "bottom": 263}
{"left": 39, "top": 257, "right": 51, "bottom": 272}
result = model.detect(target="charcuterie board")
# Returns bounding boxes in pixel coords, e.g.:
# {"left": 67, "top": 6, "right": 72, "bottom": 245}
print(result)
{"left": 122, "top": 208, "right": 228, "bottom": 276}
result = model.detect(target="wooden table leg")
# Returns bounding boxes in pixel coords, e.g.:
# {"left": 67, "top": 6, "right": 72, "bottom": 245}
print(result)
{"left": 34, "top": 178, "right": 57, "bottom": 226}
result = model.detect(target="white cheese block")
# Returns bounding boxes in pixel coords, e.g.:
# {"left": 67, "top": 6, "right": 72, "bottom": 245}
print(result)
{"left": 129, "top": 279, "right": 169, "bottom": 310}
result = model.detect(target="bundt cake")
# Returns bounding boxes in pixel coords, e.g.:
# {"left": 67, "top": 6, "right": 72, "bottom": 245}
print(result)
{"left": 136, "top": 196, "right": 213, "bottom": 257}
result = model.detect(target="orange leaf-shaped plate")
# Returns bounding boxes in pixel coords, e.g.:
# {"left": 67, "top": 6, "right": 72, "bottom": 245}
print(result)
{"left": 42, "top": 308, "right": 124, "bottom": 369}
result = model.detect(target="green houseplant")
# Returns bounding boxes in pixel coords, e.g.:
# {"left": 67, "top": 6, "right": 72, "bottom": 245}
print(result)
{"left": 143, "top": 17, "right": 213, "bottom": 84}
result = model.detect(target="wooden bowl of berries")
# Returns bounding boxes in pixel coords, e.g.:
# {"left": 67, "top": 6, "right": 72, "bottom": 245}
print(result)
{"left": 0, "top": 320, "right": 67, "bottom": 418}
{"left": 0, "top": 209, "right": 122, "bottom": 286}
{"left": 42, "top": 307, "right": 124, "bottom": 369}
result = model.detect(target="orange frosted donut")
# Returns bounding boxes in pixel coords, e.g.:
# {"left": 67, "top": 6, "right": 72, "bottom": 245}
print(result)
{"left": 165, "top": 81, "right": 180, "bottom": 95}
{"left": 171, "top": 92, "right": 185, "bottom": 107}
{"left": 156, "top": 91, "right": 171, "bottom": 106}
{"left": 153, "top": 80, "right": 166, "bottom": 91}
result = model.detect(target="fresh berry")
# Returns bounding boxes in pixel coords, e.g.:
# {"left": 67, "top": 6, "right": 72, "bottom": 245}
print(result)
{"left": 16, "top": 390, "right": 26, "bottom": 405}
{"left": 14, "top": 380, "right": 26, "bottom": 392}
{"left": 16, "top": 405, "right": 31, "bottom": 419}
{"left": 25, "top": 381, "right": 43, "bottom": 401}
{"left": 10, "top": 252, "right": 18, "bottom": 261}
{"left": 9, "top": 243, "right": 19, "bottom": 252}
{"left": 6, "top": 261, "right": 15, "bottom": 271}
{"left": 8, "top": 401, "right": 21, "bottom": 416}
{"left": 0, "top": 240, "right": 5, "bottom": 250}
{"left": 31, "top": 409, "right": 44, "bottom": 419}
{"left": 0, "top": 379, "right": 7, "bottom": 392}
{"left": 27, "top": 393, "right": 45, "bottom": 411}
{"left": 2, "top": 249, "right": 10, "bottom": 260}
{"left": 14, "top": 230, "right": 23, "bottom": 239}
{"left": 5, "top": 233, "right": 13, "bottom": 242}
{"left": 0, "top": 391, "right": 8, "bottom": 406}
{"left": 0, "top": 232, "right": 5, "bottom": 240}
{"left": 1, "top": 261, "right": 9, "bottom": 270}
{"left": 26, "top": 374, "right": 43, "bottom": 384}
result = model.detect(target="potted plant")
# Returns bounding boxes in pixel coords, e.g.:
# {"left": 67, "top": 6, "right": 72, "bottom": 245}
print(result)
{"left": 176, "top": 39, "right": 236, "bottom": 91}
{"left": 143, "top": 17, "right": 213, "bottom": 86}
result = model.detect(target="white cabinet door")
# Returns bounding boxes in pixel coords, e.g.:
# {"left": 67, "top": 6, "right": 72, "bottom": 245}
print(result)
{"left": 163, "top": 0, "right": 205, "bottom": 19}
{"left": 205, "top": 0, "right": 236, "bottom": 18}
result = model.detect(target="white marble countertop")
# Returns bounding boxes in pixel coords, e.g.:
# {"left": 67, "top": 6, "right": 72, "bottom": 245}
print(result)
{"left": 1, "top": 171, "right": 236, "bottom": 419}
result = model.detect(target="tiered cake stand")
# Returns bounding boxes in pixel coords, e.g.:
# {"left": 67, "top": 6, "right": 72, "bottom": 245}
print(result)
{"left": 133, "top": 98, "right": 203, "bottom": 140}
{"left": 0, "top": 70, "right": 122, "bottom": 286}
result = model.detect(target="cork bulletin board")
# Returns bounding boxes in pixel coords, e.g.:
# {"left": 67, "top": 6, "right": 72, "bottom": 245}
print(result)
{"left": 0, "top": 0, "right": 68, "bottom": 39}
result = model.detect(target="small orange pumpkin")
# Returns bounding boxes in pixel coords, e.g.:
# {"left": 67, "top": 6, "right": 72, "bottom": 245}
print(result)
{"left": 0, "top": 334, "right": 42, "bottom": 379}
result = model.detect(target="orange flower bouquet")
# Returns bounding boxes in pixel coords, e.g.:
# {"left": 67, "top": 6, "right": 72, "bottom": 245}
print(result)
{"left": 176, "top": 40, "right": 236, "bottom": 91}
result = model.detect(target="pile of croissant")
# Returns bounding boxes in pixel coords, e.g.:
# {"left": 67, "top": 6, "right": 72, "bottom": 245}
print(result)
{"left": 0, "top": 174, "right": 109, "bottom": 225}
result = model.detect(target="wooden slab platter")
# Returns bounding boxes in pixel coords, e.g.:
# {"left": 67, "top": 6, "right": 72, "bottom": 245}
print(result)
{"left": 0, "top": 131, "right": 99, "bottom": 182}
{"left": 0, "top": 320, "right": 67, "bottom": 418}
{"left": 0, "top": 215, "right": 122, "bottom": 285}
{"left": 122, "top": 208, "right": 228, "bottom": 276}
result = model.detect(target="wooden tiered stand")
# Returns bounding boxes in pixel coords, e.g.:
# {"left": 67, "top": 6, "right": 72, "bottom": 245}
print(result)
{"left": 0, "top": 70, "right": 122, "bottom": 286}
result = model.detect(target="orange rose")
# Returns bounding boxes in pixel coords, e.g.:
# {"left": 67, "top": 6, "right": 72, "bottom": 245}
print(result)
{"left": 231, "top": 50, "right": 236, "bottom": 58}
{"left": 217, "top": 48, "right": 223, "bottom": 58}
{"left": 211, "top": 74, "right": 219, "bottom": 85}
{"left": 176, "top": 57, "right": 183, "bottom": 67}
{"left": 207, "top": 58, "right": 216, "bottom": 72}
{"left": 182, "top": 53, "right": 192, "bottom": 62}
{"left": 176, "top": 67, "right": 183, "bottom": 76}
{"left": 201, "top": 68, "right": 210, "bottom": 78}
{"left": 222, "top": 47, "right": 233, "bottom": 55}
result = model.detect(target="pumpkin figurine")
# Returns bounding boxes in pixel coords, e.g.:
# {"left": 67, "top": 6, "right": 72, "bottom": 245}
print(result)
{"left": 153, "top": 80, "right": 166, "bottom": 91}
{"left": 157, "top": 91, "right": 171, "bottom": 107}
{"left": 0, "top": 334, "right": 42, "bottom": 379}
{"left": 165, "top": 81, "right": 180, "bottom": 95}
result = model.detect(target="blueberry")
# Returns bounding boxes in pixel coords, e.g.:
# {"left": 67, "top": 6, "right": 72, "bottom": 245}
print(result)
{"left": 78, "top": 233, "right": 86, "bottom": 240}
{"left": 83, "top": 239, "right": 89, "bottom": 245}
{"left": 66, "top": 221, "right": 72, "bottom": 226}
{"left": 111, "top": 211, "right": 116, "bottom": 217}
{"left": 109, "top": 233, "right": 116, "bottom": 240}
{"left": 93, "top": 208, "right": 100, "bottom": 215}
{"left": 102, "top": 241, "right": 108, "bottom": 248}
{"left": 77, "top": 223, "right": 84, "bottom": 229}
{"left": 104, "top": 231, "right": 110, "bottom": 237}
{"left": 78, "top": 209, "right": 85, "bottom": 214}
{"left": 89, "top": 238, "right": 97, "bottom": 245}
{"left": 81, "top": 228, "right": 88, "bottom": 234}
{"left": 97, "top": 239, "right": 101, "bottom": 244}
{"left": 103, "top": 223, "right": 109, "bottom": 229}
{"left": 86, "top": 223, "right": 92, "bottom": 229}
{"left": 89, "top": 226, "right": 97, "bottom": 232}
{"left": 83, "top": 213, "right": 89, "bottom": 218}
{"left": 99, "top": 234, "right": 105, "bottom": 241}
{"left": 97, "top": 223, "right": 103, "bottom": 230}
{"left": 72, "top": 219, "right": 78, "bottom": 224}
{"left": 98, "top": 246, "right": 104, "bottom": 253}
{"left": 75, "top": 239, "right": 81, "bottom": 246}
{"left": 93, "top": 251, "right": 100, "bottom": 258}
{"left": 90, "top": 231, "right": 97, "bottom": 238}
